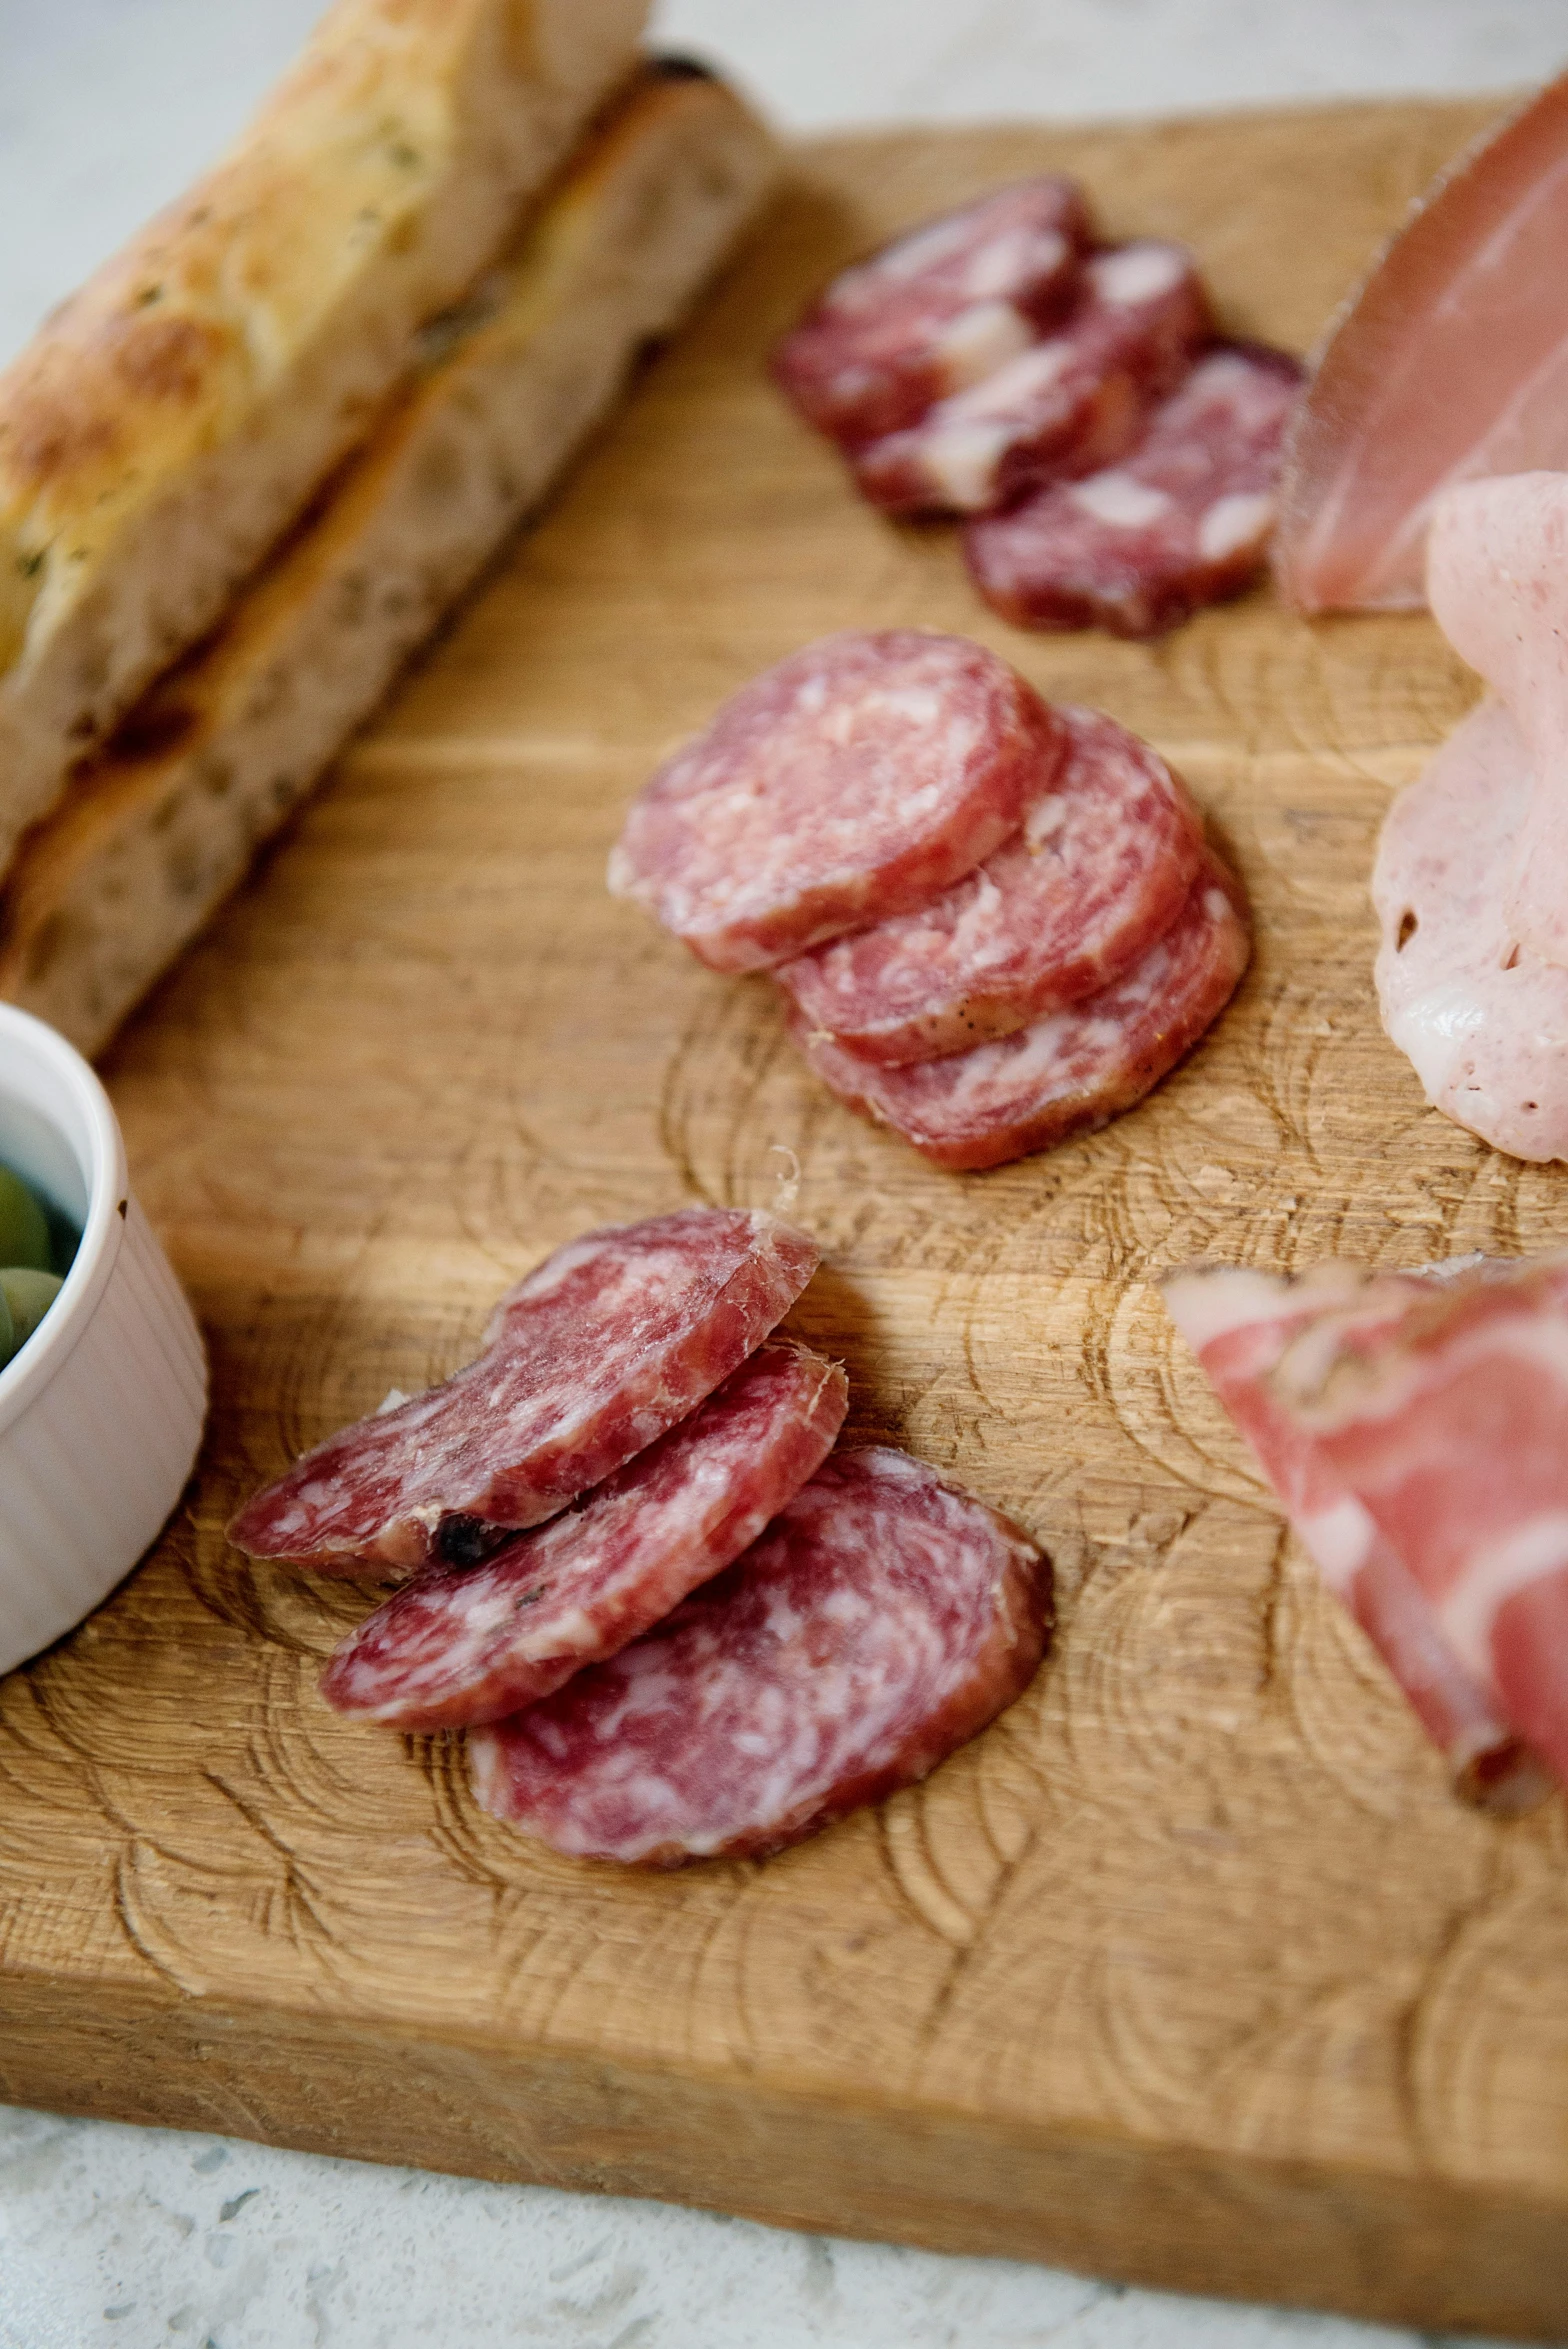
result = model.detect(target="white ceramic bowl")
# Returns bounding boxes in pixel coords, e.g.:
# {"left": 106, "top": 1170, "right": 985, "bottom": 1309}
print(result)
{"left": 0, "top": 1005, "right": 207, "bottom": 1676}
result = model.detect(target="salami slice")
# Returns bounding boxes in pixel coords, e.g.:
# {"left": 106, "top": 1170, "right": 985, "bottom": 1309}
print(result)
{"left": 771, "top": 178, "right": 1093, "bottom": 448}
{"left": 320, "top": 1340, "right": 848, "bottom": 1730}
{"left": 776, "top": 706, "right": 1202, "bottom": 1065}
{"left": 608, "top": 631, "right": 1060, "bottom": 973}
{"left": 966, "top": 343, "right": 1304, "bottom": 638}
{"left": 852, "top": 242, "right": 1211, "bottom": 516}
{"left": 227, "top": 1208, "right": 820, "bottom": 1574}
{"left": 469, "top": 1446, "right": 1051, "bottom": 1866}
{"left": 788, "top": 847, "right": 1249, "bottom": 1171}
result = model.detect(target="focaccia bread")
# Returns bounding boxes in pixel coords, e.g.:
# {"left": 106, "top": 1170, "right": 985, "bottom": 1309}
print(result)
{"left": 0, "top": 64, "right": 778, "bottom": 1055}
{"left": 0, "top": 0, "right": 648, "bottom": 870}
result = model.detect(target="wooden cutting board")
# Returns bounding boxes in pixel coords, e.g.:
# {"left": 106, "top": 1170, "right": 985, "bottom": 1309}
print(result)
{"left": 3, "top": 93, "right": 1565, "bottom": 2341}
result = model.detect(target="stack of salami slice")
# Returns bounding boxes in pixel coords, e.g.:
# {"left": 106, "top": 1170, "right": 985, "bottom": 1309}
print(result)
{"left": 772, "top": 178, "right": 1304, "bottom": 640}
{"left": 229, "top": 1206, "right": 1051, "bottom": 1867}
{"left": 611, "top": 629, "right": 1251, "bottom": 1169}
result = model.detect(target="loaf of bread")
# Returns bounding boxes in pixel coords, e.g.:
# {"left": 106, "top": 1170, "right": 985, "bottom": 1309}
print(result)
{"left": 0, "top": 65, "right": 778, "bottom": 1054}
{"left": 0, "top": 0, "right": 649, "bottom": 870}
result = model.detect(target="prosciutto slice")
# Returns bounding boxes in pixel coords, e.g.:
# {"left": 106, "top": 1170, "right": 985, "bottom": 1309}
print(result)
{"left": 1275, "top": 73, "right": 1568, "bottom": 612}
{"left": 1161, "top": 1256, "right": 1564, "bottom": 1811}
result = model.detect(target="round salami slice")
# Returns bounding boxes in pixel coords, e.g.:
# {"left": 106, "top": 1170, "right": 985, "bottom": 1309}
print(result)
{"left": 469, "top": 1446, "right": 1051, "bottom": 1867}
{"left": 787, "top": 847, "right": 1250, "bottom": 1170}
{"left": 320, "top": 1341, "right": 848, "bottom": 1731}
{"left": 607, "top": 631, "right": 1060, "bottom": 973}
{"left": 771, "top": 178, "right": 1093, "bottom": 448}
{"left": 966, "top": 343, "right": 1304, "bottom": 639}
{"left": 227, "top": 1208, "right": 820, "bottom": 1575}
{"left": 775, "top": 706, "right": 1203, "bottom": 1064}
{"left": 852, "top": 242, "right": 1212, "bottom": 517}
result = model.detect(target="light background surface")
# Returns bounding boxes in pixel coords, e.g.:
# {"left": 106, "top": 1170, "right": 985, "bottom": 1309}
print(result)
{"left": 1, "top": 4, "right": 1565, "bottom": 2344}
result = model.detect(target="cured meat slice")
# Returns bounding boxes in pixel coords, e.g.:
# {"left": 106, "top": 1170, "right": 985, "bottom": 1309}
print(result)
{"left": 227, "top": 1207, "right": 820, "bottom": 1574}
{"left": 1161, "top": 1259, "right": 1554, "bottom": 1811}
{"left": 608, "top": 631, "right": 1059, "bottom": 973}
{"left": 851, "top": 243, "right": 1211, "bottom": 516}
{"left": 1424, "top": 471, "right": 1568, "bottom": 971}
{"left": 788, "top": 847, "right": 1249, "bottom": 1171}
{"left": 469, "top": 1446, "right": 1051, "bottom": 1866}
{"left": 771, "top": 178, "right": 1093, "bottom": 448}
{"left": 320, "top": 1340, "right": 848, "bottom": 1731}
{"left": 776, "top": 706, "right": 1202, "bottom": 1065}
{"left": 966, "top": 343, "right": 1303, "bottom": 639}
{"left": 1274, "top": 73, "right": 1568, "bottom": 612}
{"left": 1372, "top": 696, "right": 1568, "bottom": 1161}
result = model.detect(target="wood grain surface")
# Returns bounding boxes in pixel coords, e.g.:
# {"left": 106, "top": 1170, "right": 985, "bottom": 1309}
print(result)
{"left": 4, "top": 95, "right": 1566, "bottom": 2339}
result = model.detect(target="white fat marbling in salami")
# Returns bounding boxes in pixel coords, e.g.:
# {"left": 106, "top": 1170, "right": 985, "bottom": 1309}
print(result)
{"left": 607, "top": 631, "right": 1059, "bottom": 973}
{"left": 788, "top": 846, "right": 1249, "bottom": 1170}
{"left": 227, "top": 1208, "right": 820, "bottom": 1575}
{"left": 776, "top": 706, "right": 1202, "bottom": 1064}
{"left": 1373, "top": 696, "right": 1568, "bottom": 1162}
{"left": 469, "top": 1446, "right": 1051, "bottom": 1866}
{"left": 852, "top": 242, "right": 1211, "bottom": 516}
{"left": 320, "top": 1341, "right": 848, "bottom": 1730}
{"left": 966, "top": 343, "right": 1303, "bottom": 638}
{"left": 770, "top": 178, "right": 1092, "bottom": 449}
{"left": 1163, "top": 1254, "right": 1568, "bottom": 1811}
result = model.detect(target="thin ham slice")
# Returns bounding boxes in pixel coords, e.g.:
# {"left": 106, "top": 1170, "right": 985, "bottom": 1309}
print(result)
{"left": 1275, "top": 73, "right": 1568, "bottom": 612}
{"left": 1161, "top": 1257, "right": 1561, "bottom": 1812}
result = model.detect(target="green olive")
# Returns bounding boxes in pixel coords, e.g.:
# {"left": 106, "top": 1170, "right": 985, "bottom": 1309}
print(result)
{"left": 0, "top": 1283, "right": 15, "bottom": 1369}
{"left": 0, "top": 1268, "right": 61, "bottom": 1357}
{"left": 0, "top": 1167, "right": 51, "bottom": 1273}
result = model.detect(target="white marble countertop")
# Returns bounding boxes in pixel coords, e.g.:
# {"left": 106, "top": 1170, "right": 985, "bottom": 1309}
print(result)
{"left": 3, "top": 5, "right": 1566, "bottom": 2346}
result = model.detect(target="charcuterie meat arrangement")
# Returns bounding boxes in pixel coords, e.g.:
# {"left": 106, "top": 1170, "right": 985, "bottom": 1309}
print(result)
{"left": 773, "top": 177, "right": 1303, "bottom": 639}
{"left": 1162, "top": 1251, "right": 1568, "bottom": 1813}
{"left": 612, "top": 631, "right": 1250, "bottom": 1168}
{"left": 231, "top": 1207, "right": 1052, "bottom": 1866}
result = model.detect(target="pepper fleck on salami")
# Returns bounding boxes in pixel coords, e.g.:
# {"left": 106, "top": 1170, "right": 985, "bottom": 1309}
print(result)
{"left": 321, "top": 1341, "right": 848, "bottom": 1730}
{"left": 227, "top": 1208, "right": 820, "bottom": 1574}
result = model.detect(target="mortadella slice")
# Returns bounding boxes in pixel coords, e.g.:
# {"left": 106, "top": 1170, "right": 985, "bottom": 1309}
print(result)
{"left": 1275, "top": 73, "right": 1568, "bottom": 612}
{"left": 321, "top": 1340, "right": 847, "bottom": 1730}
{"left": 227, "top": 1207, "right": 820, "bottom": 1574}
{"left": 1424, "top": 470, "right": 1568, "bottom": 971}
{"left": 469, "top": 1446, "right": 1051, "bottom": 1866}
{"left": 770, "top": 178, "right": 1093, "bottom": 448}
{"left": 966, "top": 343, "right": 1303, "bottom": 639}
{"left": 788, "top": 846, "right": 1249, "bottom": 1171}
{"left": 608, "top": 630, "right": 1060, "bottom": 973}
{"left": 1371, "top": 693, "right": 1568, "bottom": 1162}
{"left": 1160, "top": 1258, "right": 1555, "bottom": 1811}
{"left": 851, "top": 242, "right": 1211, "bottom": 517}
{"left": 775, "top": 706, "right": 1202, "bottom": 1064}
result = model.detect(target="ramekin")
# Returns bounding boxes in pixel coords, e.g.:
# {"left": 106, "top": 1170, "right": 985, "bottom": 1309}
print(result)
{"left": 0, "top": 1004, "right": 207, "bottom": 1677}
